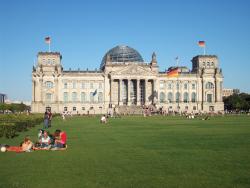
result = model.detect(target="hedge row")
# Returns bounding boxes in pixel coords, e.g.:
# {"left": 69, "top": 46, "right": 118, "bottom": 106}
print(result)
{"left": 0, "top": 114, "right": 44, "bottom": 138}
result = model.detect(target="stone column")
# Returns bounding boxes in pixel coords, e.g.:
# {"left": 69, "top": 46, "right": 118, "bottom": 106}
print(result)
{"left": 188, "top": 81, "right": 191, "bottom": 103}
{"left": 172, "top": 80, "right": 177, "bottom": 111}
{"left": 127, "top": 79, "right": 131, "bottom": 105}
{"left": 119, "top": 79, "right": 123, "bottom": 106}
{"left": 55, "top": 78, "right": 59, "bottom": 102}
{"left": 137, "top": 79, "right": 140, "bottom": 106}
{"left": 201, "top": 78, "right": 204, "bottom": 111}
{"left": 39, "top": 78, "right": 43, "bottom": 102}
{"left": 32, "top": 80, "right": 35, "bottom": 102}
{"left": 215, "top": 78, "right": 221, "bottom": 102}
{"left": 110, "top": 79, "right": 113, "bottom": 107}
{"left": 153, "top": 79, "right": 158, "bottom": 105}
{"left": 145, "top": 79, "right": 148, "bottom": 105}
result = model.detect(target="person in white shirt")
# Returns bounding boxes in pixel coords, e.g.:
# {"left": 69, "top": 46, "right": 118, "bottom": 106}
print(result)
{"left": 40, "top": 131, "right": 51, "bottom": 148}
{"left": 100, "top": 115, "right": 107, "bottom": 124}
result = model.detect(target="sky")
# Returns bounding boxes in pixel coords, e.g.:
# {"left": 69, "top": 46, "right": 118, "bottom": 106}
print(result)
{"left": 0, "top": 0, "right": 250, "bottom": 101}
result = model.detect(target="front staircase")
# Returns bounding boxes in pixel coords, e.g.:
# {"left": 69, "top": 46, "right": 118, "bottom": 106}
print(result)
{"left": 116, "top": 105, "right": 144, "bottom": 115}
{"left": 115, "top": 104, "right": 158, "bottom": 115}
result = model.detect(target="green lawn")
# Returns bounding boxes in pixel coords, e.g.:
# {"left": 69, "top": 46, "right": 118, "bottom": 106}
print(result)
{"left": 0, "top": 115, "right": 250, "bottom": 188}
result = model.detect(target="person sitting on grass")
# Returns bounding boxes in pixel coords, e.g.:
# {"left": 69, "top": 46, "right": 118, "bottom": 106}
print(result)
{"left": 38, "top": 129, "right": 44, "bottom": 141}
{"left": 52, "top": 130, "right": 67, "bottom": 149}
{"left": 7, "top": 136, "right": 34, "bottom": 153}
{"left": 39, "top": 131, "right": 51, "bottom": 149}
{"left": 100, "top": 115, "right": 107, "bottom": 124}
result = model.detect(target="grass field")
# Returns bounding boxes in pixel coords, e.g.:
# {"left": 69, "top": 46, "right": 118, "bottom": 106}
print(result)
{"left": 0, "top": 115, "right": 250, "bottom": 188}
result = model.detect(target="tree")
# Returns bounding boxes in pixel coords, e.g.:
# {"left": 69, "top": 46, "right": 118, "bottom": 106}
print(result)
{"left": 224, "top": 93, "right": 250, "bottom": 111}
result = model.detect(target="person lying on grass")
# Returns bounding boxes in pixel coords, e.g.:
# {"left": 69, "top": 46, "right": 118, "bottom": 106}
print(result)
{"left": 7, "top": 136, "right": 34, "bottom": 153}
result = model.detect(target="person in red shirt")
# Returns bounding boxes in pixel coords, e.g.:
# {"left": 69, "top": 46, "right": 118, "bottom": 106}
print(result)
{"left": 53, "top": 129, "right": 67, "bottom": 148}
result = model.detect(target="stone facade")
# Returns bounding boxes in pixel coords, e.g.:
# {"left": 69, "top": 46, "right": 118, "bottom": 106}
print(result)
{"left": 31, "top": 46, "right": 224, "bottom": 114}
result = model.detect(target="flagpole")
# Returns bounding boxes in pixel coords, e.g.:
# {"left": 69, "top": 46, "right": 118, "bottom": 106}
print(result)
{"left": 49, "top": 42, "right": 51, "bottom": 52}
{"left": 203, "top": 46, "right": 206, "bottom": 55}
{"left": 176, "top": 57, "right": 179, "bottom": 67}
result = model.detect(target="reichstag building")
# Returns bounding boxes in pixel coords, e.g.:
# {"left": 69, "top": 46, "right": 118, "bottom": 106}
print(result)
{"left": 31, "top": 45, "right": 224, "bottom": 114}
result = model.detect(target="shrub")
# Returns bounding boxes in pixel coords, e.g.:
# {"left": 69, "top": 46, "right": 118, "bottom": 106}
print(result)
{"left": 0, "top": 114, "right": 44, "bottom": 138}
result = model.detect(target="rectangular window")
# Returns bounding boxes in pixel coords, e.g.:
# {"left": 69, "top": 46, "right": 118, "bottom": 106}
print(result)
{"left": 73, "top": 82, "right": 77, "bottom": 89}
{"left": 46, "top": 93, "right": 52, "bottom": 102}
{"left": 207, "top": 94, "right": 212, "bottom": 103}
{"left": 64, "top": 107, "right": 68, "bottom": 111}
{"left": 73, "top": 107, "right": 76, "bottom": 111}
{"left": 85, "top": 82, "right": 89, "bottom": 89}
{"left": 192, "top": 83, "right": 196, "bottom": 90}
{"left": 72, "top": 92, "right": 77, "bottom": 102}
{"left": 176, "top": 83, "right": 180, "bottom": 90}
{"left": 64, "top": 83, "right": 68, "bottom": 89}
{"left": 90, "top": 92, "right": 94, "bottom": 102}
{"left": 209, "top": 106, "right": 214, "bottom": 111}
{"left": 98, "top": 92, "right": 103, "bottom": 103}
{"left": 63, "top": 92, "right": 68, "bottom": 102}
{"left": 184, "top": 83, "right": 188, "bottom": 90}
{"left": 99, "top": 83, "right": 102, "bottom": 89}
{"left": 81, "top": 92, "right": 86, "bottom": 102}
{"left": 160, "top": 81, "right": 164, "bottom": 89}
{"left": 90, "top": 83, "right": 94, "bottom": 89}
{"left": 81, "top": 83, "right": 85, "bottom": 89}
{"left": 168, "top": 83, "right": 172, "bottom": 90}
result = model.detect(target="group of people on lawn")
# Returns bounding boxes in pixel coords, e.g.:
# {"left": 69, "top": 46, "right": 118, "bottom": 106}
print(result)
{"left": 6, "top": 129, "right": 67, "bottom": 152}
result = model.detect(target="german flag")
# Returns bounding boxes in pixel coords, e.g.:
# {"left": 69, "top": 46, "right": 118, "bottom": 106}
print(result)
{"left": 167, "top": 68, "right": 179, "bottom": 77}
{"left": 45, "top": 37, "right": 51, "bottom": 44}
{"left": 198, "top": 41, "right": 205, "bottom": 47}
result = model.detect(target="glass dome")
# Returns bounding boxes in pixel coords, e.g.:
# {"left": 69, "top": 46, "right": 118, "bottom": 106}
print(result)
{"left": 100, "top": 45, "right": 144, "bottom": 69}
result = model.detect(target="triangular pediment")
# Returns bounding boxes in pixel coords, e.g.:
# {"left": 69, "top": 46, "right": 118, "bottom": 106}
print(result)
{"left": 112, "top": 65, "right": 154, "bottom": 76}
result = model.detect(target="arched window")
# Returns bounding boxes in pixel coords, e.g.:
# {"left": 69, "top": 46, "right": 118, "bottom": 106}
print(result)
{"left": 72, "top": 92, "right": 77, "bottom": 102}
{"left": 81, "top": 92, "right": 86, "bottom": 102}
{"left": 45, "top": 81, "right": 53, "bottom": 88}
{"left": 168, "top": 92, "right": 173, "bottom": 103}
{"left": 183, "top": 92, "right": 189, "bottom": 103}
{"left": 98, "top": 92, "right": 103, "bottom": 103}
{"left": 206, "top": 82, "right": 214, "bottom": 89}
{"left": 191, "top": 92, "right": 196, "bottom": 103}
{"left": 176, "top": 92, "right": 180, "bottom": 103}
{"left": 63, "top": 92, "right": 68, "bottom": 102}
{"left": 160, "top": 92, "right": 165, "bottom": 103}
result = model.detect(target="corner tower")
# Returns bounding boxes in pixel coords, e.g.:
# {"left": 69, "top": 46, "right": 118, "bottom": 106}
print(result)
{"left": 191, "top": 55, "right": 223, "bottom": 112}
{"left": 31, "top": 52, "right": 63, "bottom": 112}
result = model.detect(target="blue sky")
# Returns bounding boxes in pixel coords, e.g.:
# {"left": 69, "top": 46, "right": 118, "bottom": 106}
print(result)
{"left": 0, "top": 0, "right": 250, "bottom": 101}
